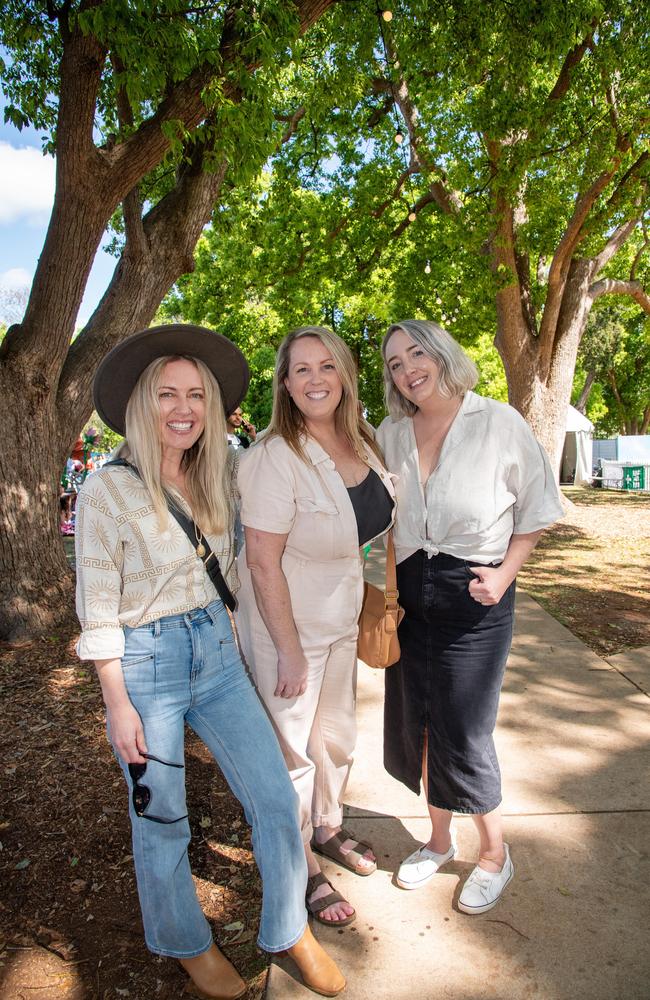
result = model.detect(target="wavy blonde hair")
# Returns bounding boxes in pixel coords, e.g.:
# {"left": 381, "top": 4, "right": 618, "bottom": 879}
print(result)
{"left": 265, "top": 326, "right": 381, "bottom": 462}
{"left": 118, "top": 355, "right": 231, "bottom": 534}
{"left": 382, "top": 319, "right": 478, "bottom": 419}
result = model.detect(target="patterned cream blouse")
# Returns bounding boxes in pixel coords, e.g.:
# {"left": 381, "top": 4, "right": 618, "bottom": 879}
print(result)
{"left": 75, "top": 461, "right": 238, "bottom": 660}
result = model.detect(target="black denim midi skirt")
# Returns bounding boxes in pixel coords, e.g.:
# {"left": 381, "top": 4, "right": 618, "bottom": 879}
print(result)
{"left": 384, "top": 549, "right": 515, "bottom": 814}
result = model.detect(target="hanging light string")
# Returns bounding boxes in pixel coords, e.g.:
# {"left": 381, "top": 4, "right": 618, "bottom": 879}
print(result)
{"left": 374, "top": 4, "right": 418, "bottom": 224}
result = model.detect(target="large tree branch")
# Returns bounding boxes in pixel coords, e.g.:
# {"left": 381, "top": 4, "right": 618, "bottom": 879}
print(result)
{"left": 538, "top": 153, "right": 629, "bottom": 345}
{"left": 546, "top": 23, "right": 596, "bottom": 105}
{"left": 589, "top": 278, "right": 650, "bottom": 313}
{"left": 110, "top": 51, "right": 147, "bottom": 258}
{"left": 103, "top": 0, "right": 334, "bottom": 202}
{"left": 57, "top": 150, "right": 229, "bottom": 432}
{"left": 592, "top": 214, "right": 644, "bottom": 274}
{"left": 484, "top": 139, "right": 539, "bottom": 370}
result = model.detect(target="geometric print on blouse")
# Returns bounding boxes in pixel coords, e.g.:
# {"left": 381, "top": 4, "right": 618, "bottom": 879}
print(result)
{"left": 75, "top": 459, "right": 239, "bottom": 659}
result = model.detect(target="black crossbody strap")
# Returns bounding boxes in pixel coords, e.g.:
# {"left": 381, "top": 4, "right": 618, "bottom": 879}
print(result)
{"left": 105, "top": 459, "right": 236, "bottom": 612}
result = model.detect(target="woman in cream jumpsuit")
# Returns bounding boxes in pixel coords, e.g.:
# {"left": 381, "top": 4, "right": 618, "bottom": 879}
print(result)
{"left": 236, "top": 326, "right": 395, "bottom": 927}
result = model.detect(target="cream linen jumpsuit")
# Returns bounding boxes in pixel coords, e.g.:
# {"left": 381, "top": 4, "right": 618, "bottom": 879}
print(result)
{"left": 235, "top": 433, "right": 395, "bottom": 843}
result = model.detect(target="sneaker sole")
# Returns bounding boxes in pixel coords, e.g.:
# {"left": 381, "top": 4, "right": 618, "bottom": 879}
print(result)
{"left": 457, "top": 868, "right": 513, "bottom": 915}
{"left": 396, "top": 872, "right": 437, "bottom": 890}
{"left": 396, "top": 851, "right": 456, "bottom": 890}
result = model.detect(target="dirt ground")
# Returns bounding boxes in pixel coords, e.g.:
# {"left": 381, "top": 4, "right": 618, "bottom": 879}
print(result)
{"left": 519, "top": 487, "right": 650, "bottom": 655}
{"left": 1, "top": 486, "right": 648, "bottom": 999}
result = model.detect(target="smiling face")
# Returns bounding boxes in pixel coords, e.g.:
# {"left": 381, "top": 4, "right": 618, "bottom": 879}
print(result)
{"left": 384, "top": 328, "right": 443, "bottom": 408}
{"left": 157, "top": 358, "right": 206, "bottom": 457}
{"left": 284, "top": 335, "right": 344, "bottom": 427}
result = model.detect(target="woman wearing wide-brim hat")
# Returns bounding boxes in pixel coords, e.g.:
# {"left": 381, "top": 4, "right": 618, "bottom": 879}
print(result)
{"left": 75, "top": 324, "right": 345, "bottom": 999}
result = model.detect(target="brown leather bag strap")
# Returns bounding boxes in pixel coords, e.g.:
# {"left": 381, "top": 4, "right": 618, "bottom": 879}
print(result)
{"left": 384, "top": 531, "right": 399, "bottom": 608}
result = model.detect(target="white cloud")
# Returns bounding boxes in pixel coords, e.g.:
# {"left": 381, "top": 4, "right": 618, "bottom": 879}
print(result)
{"left": 0, "top": 141, "right": 55, "bottom": 226}
{"left": 0, "top": 267, "right": 32, "bottom": 289}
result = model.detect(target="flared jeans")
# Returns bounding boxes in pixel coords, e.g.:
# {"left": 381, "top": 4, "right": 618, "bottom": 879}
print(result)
{"left": 113, "top": 600, "right": 308, "bottom": 957}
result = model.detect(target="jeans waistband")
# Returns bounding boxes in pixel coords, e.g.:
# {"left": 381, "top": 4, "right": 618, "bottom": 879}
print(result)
{"left": 129, "top": 600, "right": 226, "bottom": 634}
{"left": 413, "top": 550, "right": 501, "bottom": 569}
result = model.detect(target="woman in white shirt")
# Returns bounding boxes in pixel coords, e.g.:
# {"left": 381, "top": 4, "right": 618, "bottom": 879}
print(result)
{"left": 377, "top": 319, "right": 563, "bottom": 916}
{"left": 76, "top": 324, "right": 345, "bottom": 999}
{"left": 236, "top": 326, "right": 395, "bottom": 928}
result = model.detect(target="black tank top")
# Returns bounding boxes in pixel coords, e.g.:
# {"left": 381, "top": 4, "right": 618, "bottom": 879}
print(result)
{"left": 347, "top": 468, "right": 393, "bottom": 546}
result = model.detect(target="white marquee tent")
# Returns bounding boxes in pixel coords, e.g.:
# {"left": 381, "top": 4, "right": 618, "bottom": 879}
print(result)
{"left": 561, "top": 405, "right": 594, "bottom": 485}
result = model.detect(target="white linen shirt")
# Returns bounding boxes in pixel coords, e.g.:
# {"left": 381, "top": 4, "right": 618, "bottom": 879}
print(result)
{"left": 75, "top": 462, "right": 238, "bottom": 660}
{"left": 376, "top": 391, "right": 563, "bottom": 565}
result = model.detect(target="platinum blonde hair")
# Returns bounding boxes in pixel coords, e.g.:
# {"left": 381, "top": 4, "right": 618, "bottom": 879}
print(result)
{"left": 266, "top": 326, "right": 381, "bottom": 462}
{"left": 119, "top": 355, "right": 231, "bottom": 534}
{"left": 382, "top": 319, "right": 478, "bottom": 418}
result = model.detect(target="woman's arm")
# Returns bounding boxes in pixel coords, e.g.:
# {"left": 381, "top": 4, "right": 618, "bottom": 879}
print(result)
{"left": 94, "top": 659, "right": 148, "bottom": 764}
{"left": 244, "top": 526, "right": 308, "bottom": 699}
{"left": 468, "top": 529, "right": 543, "bottom": 606}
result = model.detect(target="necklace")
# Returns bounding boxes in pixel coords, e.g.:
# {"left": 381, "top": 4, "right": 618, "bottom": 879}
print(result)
{"left": 194, "top": 521, "right": 206, "bottom": 559}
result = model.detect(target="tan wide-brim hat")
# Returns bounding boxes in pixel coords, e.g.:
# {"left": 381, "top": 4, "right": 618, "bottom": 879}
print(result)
{"left": 93, "top": 324, "right": 250, "bottom": 436}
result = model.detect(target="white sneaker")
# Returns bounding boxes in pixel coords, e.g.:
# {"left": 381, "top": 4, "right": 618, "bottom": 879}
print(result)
{"left": 396, "top": 839, "right": 456, "bottom": 890}
{"left": 458, "top": 843, "right": 514, "bottom": 914}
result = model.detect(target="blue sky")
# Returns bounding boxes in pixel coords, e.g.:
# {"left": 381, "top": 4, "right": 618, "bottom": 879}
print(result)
{"left": 0, "top": 102, "right": 116, "bottom": 327}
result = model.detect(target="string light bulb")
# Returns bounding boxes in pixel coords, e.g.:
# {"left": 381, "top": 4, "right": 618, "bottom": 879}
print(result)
{"left": 394, "top": 130, "right": 404, "bottom": 145}
{"left": 408, "top": 208, "right": 417, "bottom": 222}
{"left": 382, "top": 9, "right": 393, "bottom": 21}
{"left": 424, "top": 260, "right": 431, "bottom": 274}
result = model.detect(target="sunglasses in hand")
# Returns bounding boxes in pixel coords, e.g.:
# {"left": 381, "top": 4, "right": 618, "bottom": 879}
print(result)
{"left": 127, "top": 752, "right": 188, "bottom": 825}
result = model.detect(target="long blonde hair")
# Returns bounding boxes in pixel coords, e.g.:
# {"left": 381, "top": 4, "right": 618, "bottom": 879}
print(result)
{"left": 265, "top": 326, "right": 380, "bottom": 462}
{"left": 119, "top": 355, "right": 231, "bottom": 534}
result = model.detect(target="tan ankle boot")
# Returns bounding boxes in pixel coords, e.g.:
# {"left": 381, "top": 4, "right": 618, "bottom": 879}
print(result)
{"left": 286, "top": 924, "right": 346, "bottom": 997}
{"left": 179, "top": 943, "right": 246, "bottom": 1000}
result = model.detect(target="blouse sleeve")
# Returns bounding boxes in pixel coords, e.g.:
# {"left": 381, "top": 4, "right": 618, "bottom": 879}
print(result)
{"left": 74, "top": 474, "right": 126, "bottom": 660}
{"left": 507, "top": 414, "right": 564, "bottom": 534}
{"left": 237, "top": 439, "right": 297, "bottom": 534}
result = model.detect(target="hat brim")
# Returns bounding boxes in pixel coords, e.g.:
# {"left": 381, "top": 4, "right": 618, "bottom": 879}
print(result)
{"left": 93, "top": 324, "right": 250, "bottom": 436}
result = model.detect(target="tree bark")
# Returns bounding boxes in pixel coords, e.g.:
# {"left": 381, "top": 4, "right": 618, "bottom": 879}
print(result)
{"left": 496, "top": 255, "right": 596, "bottom": 475}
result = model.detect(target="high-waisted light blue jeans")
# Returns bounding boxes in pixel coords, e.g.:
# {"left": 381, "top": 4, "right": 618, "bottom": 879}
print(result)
{"left": 113, "top": 600, "right": 308, "bottom": 957}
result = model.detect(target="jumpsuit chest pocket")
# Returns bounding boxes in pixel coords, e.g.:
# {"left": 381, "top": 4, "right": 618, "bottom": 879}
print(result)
{"left": 291, "top": 496, "right": 341, "bottom": 559}
{"left": 295, "top": 497, "right": 339, "bottom": 516}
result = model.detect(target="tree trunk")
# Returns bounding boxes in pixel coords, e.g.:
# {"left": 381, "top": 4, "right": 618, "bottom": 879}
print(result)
{"left": 0, "top": 362, "right": 75, "bottom": 639}
{"left": 496, "top": 260, "right": 593, "bottom": 475}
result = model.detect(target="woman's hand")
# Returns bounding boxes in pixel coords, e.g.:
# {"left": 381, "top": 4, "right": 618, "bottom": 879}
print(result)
{"left": 107, "top": 701, "right": 149, "bottom": 764}
{"left": 245, "top": 526, "right": 309, "bottom": 699}
{"left": 468, "top": 531, "right": 543, "bottom": 607}
{"left": 467, "top": 565, "right": 511, "bottom": 606}
{"left": 275, "top": 653, "right": 308, "bottom": 699}
{"left": 94, "top": 658, "right": 148, "bottom": 764}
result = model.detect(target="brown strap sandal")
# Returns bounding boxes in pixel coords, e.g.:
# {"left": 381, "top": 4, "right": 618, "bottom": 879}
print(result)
{"left": 311, "top": 827, "right": 377, "bottom": 876}
{"left": 306, "top": 872, "right": 357, "bottom": 927}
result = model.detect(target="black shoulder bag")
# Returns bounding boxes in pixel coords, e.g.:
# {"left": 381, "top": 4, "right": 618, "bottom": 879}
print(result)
{"left": 106, "top": 459, "right": 236, "bottom": 612}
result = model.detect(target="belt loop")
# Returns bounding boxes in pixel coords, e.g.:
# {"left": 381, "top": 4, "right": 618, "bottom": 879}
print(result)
{"left": 153, "top": 619, "right": 161, "bottom": 637}
{"left": 204, "top": 600, "right": 222, "bottom": 626}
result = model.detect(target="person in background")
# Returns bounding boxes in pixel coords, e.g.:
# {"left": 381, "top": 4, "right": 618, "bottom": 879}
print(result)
{"left": 75, "top": 324, "right": 345, "bottom": 1000}
{"left": 227, "top": 407, "right": 256, "bottom": 449}
{"left": 377, "top": 319, "right": 563, "bottom": 916}
{"left": 236, "top": 326, "right": 396, "bottom": 928}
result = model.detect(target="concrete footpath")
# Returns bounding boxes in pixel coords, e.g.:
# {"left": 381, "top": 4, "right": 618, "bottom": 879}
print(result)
{"left": 267, "top": 592, "right": 650, "bottom": 1000}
